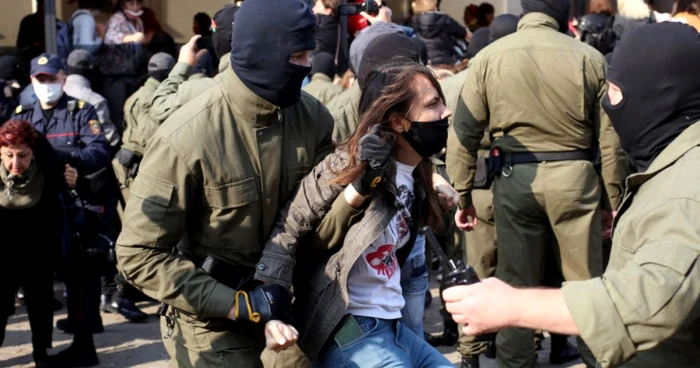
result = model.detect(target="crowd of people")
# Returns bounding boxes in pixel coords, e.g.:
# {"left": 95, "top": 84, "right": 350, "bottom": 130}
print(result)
{"left": 0, "top": 0, "right": 699, "bottom": 367}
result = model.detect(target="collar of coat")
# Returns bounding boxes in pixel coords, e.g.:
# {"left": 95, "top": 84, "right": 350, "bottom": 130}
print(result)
{"left": 626, "top": 121, "right": 700, "bottom": 189}
{"left": 66, "top": 74, "right": 91, "bottom": 89}
{"left": 311, "top": 74, "right": 333, "bottom": 83}
{"left": 221, "top": 67, "right": 280, "bottom": 127}
{"left": 144, "top": 77, "right": 161, "bottom": 91}
{"left": 517, "top": 12, "right": 560, "bottom": 32}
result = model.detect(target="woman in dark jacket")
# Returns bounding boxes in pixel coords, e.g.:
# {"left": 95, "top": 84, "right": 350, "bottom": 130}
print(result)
{"left": 412, "top": 0, "right": 468, "bottom": 66}
{"left": 255, "top": 63, "right": 457, "bottom": 366}
{"left": 0, "top": 120, "right": 76, "bottom": 367}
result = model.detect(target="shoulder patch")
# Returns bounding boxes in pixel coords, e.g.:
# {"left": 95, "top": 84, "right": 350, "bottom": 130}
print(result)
{"left": 78, "top": 100, "right": 86, "bottom": 109}
{"left": 88, "top": 119, "right": 103, "bottom": 135}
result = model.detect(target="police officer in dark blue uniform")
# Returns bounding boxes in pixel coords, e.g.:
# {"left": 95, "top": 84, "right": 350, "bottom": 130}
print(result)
{"left": 14, "top": 53, "right": 112, "bottom": 367}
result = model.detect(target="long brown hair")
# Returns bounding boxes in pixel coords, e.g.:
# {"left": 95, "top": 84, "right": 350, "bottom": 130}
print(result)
{"left": 333, "top": 63, "right": 445, "bottom": 231}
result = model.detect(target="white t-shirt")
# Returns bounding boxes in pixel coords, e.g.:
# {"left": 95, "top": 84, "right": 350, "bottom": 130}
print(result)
{"left": 346, "top": 162, "right": 416, "bottom": 320}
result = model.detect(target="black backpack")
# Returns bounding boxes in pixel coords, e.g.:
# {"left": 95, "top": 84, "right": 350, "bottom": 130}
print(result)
{"left": 579, "top": 14, "right": 617, "bottom": 55}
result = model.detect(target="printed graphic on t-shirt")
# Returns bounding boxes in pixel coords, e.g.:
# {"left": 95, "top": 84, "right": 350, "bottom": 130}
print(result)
{"left": 363, "top": 184, "right": 414, "bottom": 279}
{"left": 366, "top": 244, "right": 398, "bottom": 278}
{"left": 345, "top": 162, "right": 416, "bottom": 319}
{"left": 396, "top": 184, "right": 414, "bottom": 243}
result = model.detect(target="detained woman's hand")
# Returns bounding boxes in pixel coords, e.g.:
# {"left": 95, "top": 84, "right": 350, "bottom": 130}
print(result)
{"left": 352, "top": 125, "right": 393, "bottom": 197}
{"left": 265, "top": 320, "right": 299, "bottom": 353}
{"left": 432, "top": 172, "right": 458, "bottom": 211}
{"left": 64, "top": 164, "right": 78, "bottom": 189}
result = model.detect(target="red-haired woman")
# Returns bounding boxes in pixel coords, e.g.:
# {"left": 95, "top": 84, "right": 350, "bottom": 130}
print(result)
{"left": 0, "top": 120, "right": 77, "bottom": 367}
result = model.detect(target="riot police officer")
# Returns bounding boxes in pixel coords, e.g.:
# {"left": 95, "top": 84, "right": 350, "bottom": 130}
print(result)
{"left": 116, "top": 0, "right": 334, "bottom": 366}
{"left": 13, "top": 53, "right": 112, "bottom": 367}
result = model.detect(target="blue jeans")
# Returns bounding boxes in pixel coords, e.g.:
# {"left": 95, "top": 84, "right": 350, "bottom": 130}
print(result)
{"left": 400, "top": 234, "right": 428, "bottom": 337}
{"left": 317, "top": 317, "right": 452, "bottom": 368}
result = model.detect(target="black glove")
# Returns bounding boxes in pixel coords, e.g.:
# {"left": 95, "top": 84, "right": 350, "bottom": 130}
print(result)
{"left": 234, "top": 284, "right": 292, "bottom": 323}
{"left": 116, "top": 148, "right": 138, "bottom": 167}
{"left": 352, "top": 125, "right": 393, "bottom": 196}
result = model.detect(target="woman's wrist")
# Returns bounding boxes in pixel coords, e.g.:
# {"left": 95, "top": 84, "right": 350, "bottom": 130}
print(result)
{"left": 345, "top": 184, "right": 369, "bottom": 209}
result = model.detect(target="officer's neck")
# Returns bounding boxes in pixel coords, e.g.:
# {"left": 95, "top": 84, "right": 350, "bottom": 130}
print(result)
{"left": 39, "top": 100, "right": 59, "bottom": 110}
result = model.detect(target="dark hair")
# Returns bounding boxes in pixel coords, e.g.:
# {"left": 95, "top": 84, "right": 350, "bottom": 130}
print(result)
{"left": 74, "top": 0, "right": 108, "bottom": 10}
{"left": 333, "top": 63, "right": 445, "bottom": 231}
{"left": 0, "top": 120, "right": 39, "bottom": 149}
{"left": 588, "top": 0, "right": 615, "bottom": 15}
{"left": 477, "top": 3, "right": 495, "bottom": 25}
{"left": 194, "top": 12, "right": 212, "bottom": 34}
{"left": 676, "top": 0, "right": 700, "bottom": 15}
{"left": 115, "top": 0, "right": 143, "bottom": 11}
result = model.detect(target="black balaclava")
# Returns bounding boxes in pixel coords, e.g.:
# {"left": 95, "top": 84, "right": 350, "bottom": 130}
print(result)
{"left": 230, "top": 0, "right": 316, "bottom": 108}
{"left": 489, "top": 14, "right": 519, "bottom": 43}
{"left": 0, "top": 55, "right": 19, "bottom": 81}
{"left": 467, "top": 28, "right": 490, "bottom": 58}
{"left": 358, "top": 33, "right": 420, "bottom": 90}
{"left": 411, "top": 37, "right": 429, "bottom": 66}
{"left": 212, "top": 4, "right": 239, "bottom": 59}
{"left": 521, "top": 0, "right": 570, "bottom": 33}
{"left": 310, "top": 52, "right": 336, "bottom": 79}
{"left": 603, "top": 23, "right": 700, "bottom": 172}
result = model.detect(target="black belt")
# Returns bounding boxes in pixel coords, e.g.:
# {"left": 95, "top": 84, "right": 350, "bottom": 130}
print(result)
{"left": 504, "top": 149, "right": 593, "bottom": 165}
{"left": 488, "top": 148, "right": 593, "bottom": 179}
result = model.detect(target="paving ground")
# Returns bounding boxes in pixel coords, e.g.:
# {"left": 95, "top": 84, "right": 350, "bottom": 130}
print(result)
{"left": 1, "top": 280, "right": 584, "bottom": 368}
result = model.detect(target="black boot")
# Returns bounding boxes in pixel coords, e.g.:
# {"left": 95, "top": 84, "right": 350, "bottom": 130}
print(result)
{"left": 425, "top": 319, "right": 459, "bottom": 347}
{"left": 461, "top": 355, "right": 480, "bottom": 368}
{"left": 50, "top": 337, "right": 99, "bottom": 368}
{"left": 549, "top": 334, "right": 581, "bottom": 364}
{"left": 105, "top": 295, "right": 148, "bottom": 322}
{"left": 33, "top": 349, "right": 51, "bottom": 368}
{"left": 56, "top": 318, "right": 104, "bottom": 334}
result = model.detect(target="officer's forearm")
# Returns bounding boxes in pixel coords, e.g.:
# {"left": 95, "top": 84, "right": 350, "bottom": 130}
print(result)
{"left": 116, "top": 244, "right": 236, "bottom": 318}
{"left": 510, "top": 288, "right": 580, "bottom": 336}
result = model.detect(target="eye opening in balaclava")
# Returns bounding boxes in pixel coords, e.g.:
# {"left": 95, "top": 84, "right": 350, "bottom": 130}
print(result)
{"left": 602, "top": 22, "right": 700, "bottom": 172}
{"left": 230, "top": 0, "right": 316, "bottom": 108}
{"left": 521, "top": 0, "right": 570, "bottom": 33}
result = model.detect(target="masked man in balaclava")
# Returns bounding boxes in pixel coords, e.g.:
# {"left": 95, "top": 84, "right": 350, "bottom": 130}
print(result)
{"left": 443, "top": 22, "right": 700, "bottom": 368}
{"left": 446, "top": 0, "right": 629, "bottom": 367}
{"left": 115, "top": 0, "right": 334, "bottom": 366}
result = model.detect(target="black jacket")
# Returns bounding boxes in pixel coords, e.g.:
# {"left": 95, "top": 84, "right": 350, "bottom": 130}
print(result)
{"left": 413, "top": 12, "right": 467, "bottom": 65}
{"left": 613, "top": 13, "right": 654, "bottom": 42}
{"left": 315, "top": 15, "right": 349, "bottom": 74}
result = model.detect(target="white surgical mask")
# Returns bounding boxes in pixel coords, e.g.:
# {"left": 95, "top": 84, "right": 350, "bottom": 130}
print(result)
{"left": 34, "top": 82, "right": 64, "bottom": 104}
{"left": 124, "top": 9, "right": 144, "bottom": 18}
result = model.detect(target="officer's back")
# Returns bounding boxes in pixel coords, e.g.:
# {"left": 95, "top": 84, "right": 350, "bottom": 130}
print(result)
{"left": 466, "top": 11, "right": 606, "bottom": 153}
{"left": 121, "top": 53, "right": 176, "bottom": 158}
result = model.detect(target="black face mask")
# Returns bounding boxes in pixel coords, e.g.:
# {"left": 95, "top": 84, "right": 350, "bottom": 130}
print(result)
{"left": 230, "top": 0, "right": 316, "bottom": 108}
{"left": 603, "top": 23, "right": 700, "bottom": 172}
{"left": 401, "top": 117, "right": 449, "bottom": 158}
